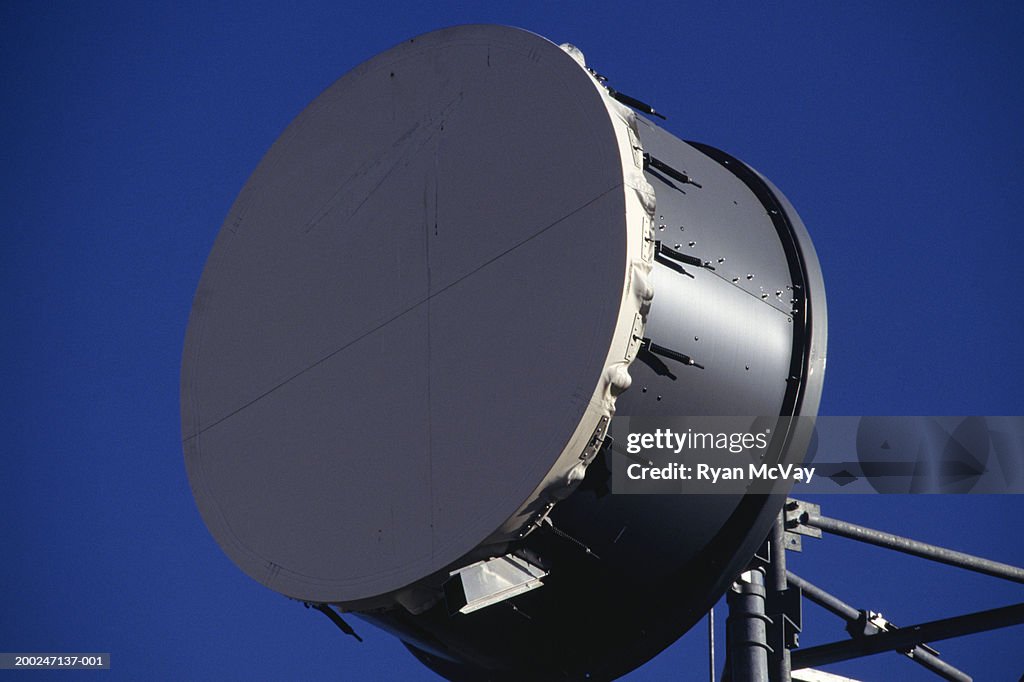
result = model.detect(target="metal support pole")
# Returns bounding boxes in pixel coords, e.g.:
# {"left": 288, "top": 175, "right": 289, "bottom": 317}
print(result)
{"left": 786, "top": 572, "right": 972, "bottom": 682}
{"left": 768, "top": 513, "right": 792, "bottom": 682}
{"left": 709, "top": 607, "right": 716, "bottom": 682}
{"left": 791, "top": 602, "right": 1024, "bottom": 669}
{"left": 727, "top": 567, "right": 771, "bottom": 682}
{"left": 801, "top": 513, "right": 1024, "bottom": 584}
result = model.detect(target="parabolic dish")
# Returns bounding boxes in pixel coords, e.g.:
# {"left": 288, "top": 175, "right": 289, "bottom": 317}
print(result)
{"left": 181, "top": 26, "right": 652, "bottom": 602}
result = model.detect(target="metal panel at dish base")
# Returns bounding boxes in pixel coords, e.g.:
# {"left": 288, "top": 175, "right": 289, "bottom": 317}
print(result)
{"left": 181, "top": 24, "right": 827, "bottom": 681}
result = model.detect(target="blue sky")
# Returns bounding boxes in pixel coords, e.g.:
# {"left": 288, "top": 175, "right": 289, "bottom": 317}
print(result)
{"left": 3, "top": 2, "right": 1022, "bottom": 680}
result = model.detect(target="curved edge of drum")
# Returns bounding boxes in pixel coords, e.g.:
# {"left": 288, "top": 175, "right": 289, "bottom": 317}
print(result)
{"left": 602, "top": 140, "right": 828, "bottom": 680}
{"left": 583, "top": 136, "right": 828, "bottom": 678}
{"left": 686, "top": 141, "right": 828, "bottom": 422}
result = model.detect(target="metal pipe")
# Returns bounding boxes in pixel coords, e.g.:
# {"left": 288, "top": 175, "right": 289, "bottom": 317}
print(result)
{"left": 803, "top": 513, "right": 1024, "bottom": 584}
{"left": 903, "top": 649, "right": 973, "bottom": 682}
{"left": 791, "top": 602, "right": 1024, "bottom": 669}
{"left": 785, "top": 572, "right": 971, "bottom": 682}
{"left": 709, "top": 607, "right": 716, "bottom": 682}
{"left": 768, "top": 514, "right": 792, "bottom": 682}
{"left": 785, "top": 572, "right": 858, "bottom": 621}
{"left": 727, "top": 568, "right": 771, "bottom": 682}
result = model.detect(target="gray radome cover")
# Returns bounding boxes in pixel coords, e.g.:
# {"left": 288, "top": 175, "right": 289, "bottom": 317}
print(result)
{"left": 181, "top": 26, "right": 656, "bottom": 603}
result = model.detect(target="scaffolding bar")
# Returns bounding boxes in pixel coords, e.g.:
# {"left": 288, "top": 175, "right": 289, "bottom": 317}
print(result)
{"left": 785, "top": 572, "right": 858, "bottom": 621}
{"left": 785, "top": 572, "right": 972, "bottom": 682}
{"left": 791, "top": 602, "right": 1024, "bottom": 669}
{"left": 802, "top": 514, "right": 1024, "bottom": 584}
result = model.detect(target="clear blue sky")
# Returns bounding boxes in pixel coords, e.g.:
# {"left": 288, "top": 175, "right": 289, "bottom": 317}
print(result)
{"left": 3, "top": 2, "right": 1022, "bottom": 680}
